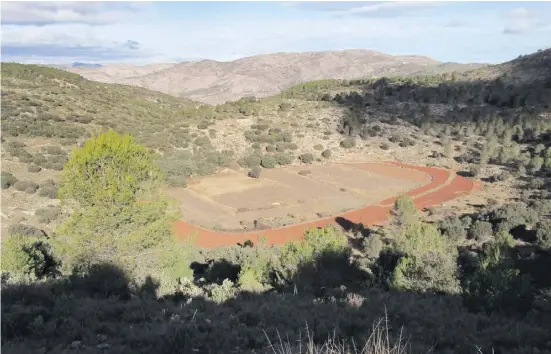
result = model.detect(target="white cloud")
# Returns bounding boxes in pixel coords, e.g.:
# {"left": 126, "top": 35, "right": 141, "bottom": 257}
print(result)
{"left": 1, "top": 2, "right": 148, "bottom": 26}
{"left": 504, "top": 7, "right": 535, "bottom": 19}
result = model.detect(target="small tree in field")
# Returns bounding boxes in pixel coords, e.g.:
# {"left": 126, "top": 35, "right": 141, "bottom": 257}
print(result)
{"left": 55, "top": 131, "right": 191, "bottom": 288}
{"left": 390, "top": 195, "right": 419, "bottom": 229}
{"left": 59, "top": 130, "right": 161, "bottom": 209}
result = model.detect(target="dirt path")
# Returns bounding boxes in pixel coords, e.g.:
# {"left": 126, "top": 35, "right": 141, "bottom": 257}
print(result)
{"left": 173, "top": 161, "right": 481, "bottom": 248}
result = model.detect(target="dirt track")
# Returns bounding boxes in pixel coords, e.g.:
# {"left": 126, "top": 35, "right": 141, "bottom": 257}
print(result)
{"left": 174, "top": 161, "right": 481, "bottom": 248}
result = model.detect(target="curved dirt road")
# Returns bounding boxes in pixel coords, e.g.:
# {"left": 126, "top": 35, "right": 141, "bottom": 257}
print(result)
{"left": 174, "top": 161, "right": 481, "bottom": 248}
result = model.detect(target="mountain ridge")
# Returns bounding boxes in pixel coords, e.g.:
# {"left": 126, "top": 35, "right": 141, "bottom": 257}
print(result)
{"left": 63, "top": 49, "right": 488, "bottom": 104}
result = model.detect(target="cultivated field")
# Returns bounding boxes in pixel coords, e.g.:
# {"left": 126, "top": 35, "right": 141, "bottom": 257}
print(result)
{"left": 169, "top": 162, "right": 430, "bottom": 231}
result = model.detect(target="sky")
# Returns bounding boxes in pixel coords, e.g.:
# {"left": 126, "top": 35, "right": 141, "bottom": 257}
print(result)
{"left": 1, "top": 1, "right": 550, "bottom": 65}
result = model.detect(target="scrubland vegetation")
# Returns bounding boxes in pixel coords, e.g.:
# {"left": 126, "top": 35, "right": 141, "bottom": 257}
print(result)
{"left": 2, "top": 49, "right": 551, "bottom": 353}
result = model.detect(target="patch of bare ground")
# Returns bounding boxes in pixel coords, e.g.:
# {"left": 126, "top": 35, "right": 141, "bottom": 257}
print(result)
{"left": 168, "top": 162, "right": 426, "bottom": 231}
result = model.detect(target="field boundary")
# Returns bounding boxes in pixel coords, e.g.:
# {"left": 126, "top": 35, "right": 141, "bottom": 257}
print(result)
{"left": 173, "top": 161, "right": 481, "bottom": 248}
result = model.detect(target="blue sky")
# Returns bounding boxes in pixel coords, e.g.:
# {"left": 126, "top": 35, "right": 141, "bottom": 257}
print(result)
{"left": 1, "top": 1, "right": 550, "bottom": 65}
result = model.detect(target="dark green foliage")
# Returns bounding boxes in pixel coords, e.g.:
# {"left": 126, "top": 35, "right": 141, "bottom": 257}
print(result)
{"left": 438, "top": 216, "right": 468, "bottom": 241}
{"left": 35, "top": 206, "right": 62, "bottom": 224}
{"left": 469, "top": 220, "right": 494, "bottom": 242}
{"left": 340, "top": 138, "right": 356, "bottom": 149}
{"left": 321, "top": 149, "right": 332, "bottom": 158}
{"left": 273, "top": 152, "right": 293, "bottom": 165}
{"left": 298, "top": 153, "right": 314, "bottom": 164}
{"left": 1, "top": 171, "right": 18, "bottom": 189}
{"left": 248, "top": 166, "right": 262, "bottom": 179}
{"left": 38, "top": 180, "right": 58, "bottom": 199}
{"left": 535, "top": 220, "right": 551, "bottom": 249}
{"left": 260, "top": 155, "right": 276, "bottom": 169}
{"left": 237, "top": 153, "right": 262, "bottom": 168}
{"left": 27, "top": 164, "right": 42, "bottom": 173}
{"left": 7, "top": 223, "right": 45, "bottom": 238}
{"left": 14, "top": 180, "right": 39, "bottom": 194}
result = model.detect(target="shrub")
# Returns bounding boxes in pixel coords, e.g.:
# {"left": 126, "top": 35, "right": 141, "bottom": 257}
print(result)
{"left": 27, "top": 164, "right": 42, "bottom": 173}
{"left": 390, "top": 195, "right": 419, "bottom": 229}
{"left": 274, "top": 226, "right": 350, "bottom": 286}
{"left": 35, "top": 206, "right": 62, "bottom": 224}
{"left": 380, "top": 143, "right": 390, "bottom": 150}
{"left": 14, "top": 180, "right": 39, "bottom": 194}
{"left": 391, "top": 222, "right": 460, "bottom": 294}
{"left": 438, "top": 216, "right": 468, "bottom": 241}
{"left": 210, "top": 279, "right": 236, "bottom": 303}
{"left": 340, "top": 138, "right": 356, "bottom": 149}
{"left": 288, "top": 143, "right": 298, "bottom": 151}
{"left": 464, "top": 231, "right": 529, "bottom": 314}
{"left": 313, "top": 144, "right": 323, "bottom": 151}
{"left": 260, "top": 155, "right": 276, "bottom": 169}
{"left": 274, "top": 152, "right": 293, "bottom": 165}
{"left": 252, "top": 142, "right": 261, "bottom": 150}
{"left": 248, "top": 166, "right": 262, "bottom": 179}
{"left": 469, "top": 220, "right": 494, "bottom": 242}
{"left": 530, "top": 157, "right": 544, "bottom": 172}
{"left": 536, "top": 220, "right": 551, "bottom": 249}
{"left": 38, "top": 183, "right": 58, "bottom": 199}
{"left": 8, "top": 223, "right": 45, "bottom": 238}
{"left": 362, "top": 234, "right": 383, "bottom": 260}
{"left": 469, "top": 164, "right": 481, "bottom": 178}
{"left": 321, "top": 149, "right": 332, "bottom": 158}
{"left": 239, "top": 153, "right": 262, "bottom": 168}
{"left": 194, "top": 136, "right": 211, "bottom": 146}
{"left": 266, "top": 145, "right": 275, "bottom": 152}
{"left": 1, "top": 171, "right": 18, "bottom": 189}
{"left": 60, "top": 130, "right": 162, "bottom": 208}
{"left": 0, "top": 234, "right": 51, "bottom": 280}
{"left": 299, "top": 153, "right": 314, "bottom": 164}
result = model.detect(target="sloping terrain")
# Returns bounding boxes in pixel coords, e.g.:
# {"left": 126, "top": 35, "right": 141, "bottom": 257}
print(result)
{"left": 66, "top": 49, "right": 487, "bottom": 104}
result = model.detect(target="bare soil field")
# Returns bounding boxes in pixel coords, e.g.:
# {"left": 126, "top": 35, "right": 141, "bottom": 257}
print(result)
{"left": 173, "top": 161, "right": 480, "bottom": 248}
{"left": 168, "top": 162, "right": 429, "bottom": 231}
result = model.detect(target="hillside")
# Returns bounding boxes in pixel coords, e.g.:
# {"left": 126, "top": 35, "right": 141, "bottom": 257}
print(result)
{"left": 66, "top": 49, "right": 487, "bottom": 104}
{"left": 2, "top": 49, "right": 551, "bottom": 354}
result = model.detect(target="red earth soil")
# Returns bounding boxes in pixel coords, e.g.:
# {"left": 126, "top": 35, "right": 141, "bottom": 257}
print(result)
{"left": 174, "top": 161, "right": 481, "bottom": 248}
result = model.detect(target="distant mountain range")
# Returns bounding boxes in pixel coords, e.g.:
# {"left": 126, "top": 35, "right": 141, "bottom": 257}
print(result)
{"left": 72, "top": 62, "right": 103, "bottom": 68}
{"left": 57, "top": 49, "right": 489, "bottom": 104}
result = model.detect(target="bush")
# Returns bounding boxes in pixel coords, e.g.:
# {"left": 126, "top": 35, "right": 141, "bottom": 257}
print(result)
{"left": 38, "top": 183, "right": 58, "bottom": 199}
{"left": 288, "top": 143, "right": 298, "bottom": 151}
{"left": 35, "top": 206, "right": 62, "bottom": 224}
{"left": 536, "top": 220, "right": 551, "bottom": 249}
{"left": 27, "top": 164, "right": 42, "bottom": 173}
{"left": 266, "top": 145, "right": 275, "bottom": 152}
{"left": 8, "top": 223, "right": 45, "bottom": 238}
{"left": 248, "top": 166, "right": 262, "bottom": 179}
{"left": 0, "top": 234, "right": 51, "bottom": 280}
{"left": 274, "top": 152, "right": 293, "bottom": 165}
{"left": 313, "top": 144, "right": 323, "bottom": 151}
{"left": 340, "top": 138, "right": 356, "bottom": 149}
{"left": 260, "top": 155, "right": 276, "bottom": 169}
{"left": 438, "top": 216, "right": 468, "bottom": 241}
{"left": 380, "top": 143, "right": 390, "bottom": 150}
{"left": 299, "top": 153, "right": 314, "bottom": 164}
{"left": 469, "top": 220, "right": 494, "bottom": 242}
{"left": 321, "top": 149, "right": 332, "bottom": 158}
{"left": 390, "top": 195, "right": 418, "bottom": 229}
{"left": 391, "top": 222, "right": 460, "bottom": 294}
{"left": 274, "top": 226, "right": 350, "bottom": 286}
{"left": 238, "top": 153, "right": 262, "bottom": 168}
{"left": 469, "top": 164, "right": 481, "bottom": 178}
{"left": 60, "top": 130, "right": 162, "bottom": 208}
{"left": 14, "top": 180, "right": 39, "bottom": 194}
{"left": 1, "top": 171, "right": 18, "bottom": 189}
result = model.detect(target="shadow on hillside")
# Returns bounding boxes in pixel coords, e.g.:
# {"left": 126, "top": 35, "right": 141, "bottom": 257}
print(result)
{"left": 3, "top": 243, "right": 551, "bottom": 354}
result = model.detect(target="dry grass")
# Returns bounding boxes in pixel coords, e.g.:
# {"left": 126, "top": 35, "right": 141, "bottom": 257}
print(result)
{"left": 265, "top": 312, "right": 409, "bottom": 354}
